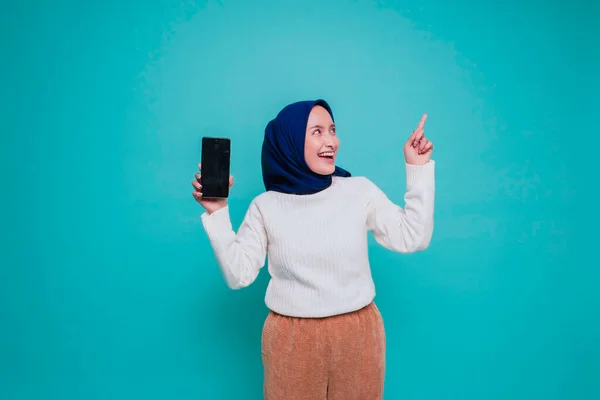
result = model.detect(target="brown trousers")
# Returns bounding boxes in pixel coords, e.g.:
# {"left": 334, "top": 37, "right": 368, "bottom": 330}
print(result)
{"left": 261, "top": 302, "right": 386, "bottom": 399}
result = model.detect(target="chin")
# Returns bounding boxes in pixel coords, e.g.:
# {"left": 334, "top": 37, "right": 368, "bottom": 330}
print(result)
{"left": 308, "top": 159, "right": 337, "bottom": 175}
{"left": 317, "top": 165, "right": 336, "bottom": 175}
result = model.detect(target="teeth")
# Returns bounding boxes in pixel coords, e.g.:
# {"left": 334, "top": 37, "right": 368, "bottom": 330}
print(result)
{"left": 319, "top": 152, "right": 334, "bottom": 157}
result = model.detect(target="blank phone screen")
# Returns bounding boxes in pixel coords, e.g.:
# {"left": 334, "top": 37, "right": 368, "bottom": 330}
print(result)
{"left": 201, "top": 137, "right": 231, "bottom": 198}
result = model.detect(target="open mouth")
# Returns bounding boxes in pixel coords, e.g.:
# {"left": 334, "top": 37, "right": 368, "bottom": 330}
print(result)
{"left": 318, "top": 151, "right": 335, "bottom": 160}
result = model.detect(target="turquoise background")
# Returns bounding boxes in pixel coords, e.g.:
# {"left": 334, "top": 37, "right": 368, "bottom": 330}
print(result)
{"left": 2, "top": 0, "right": 598, "bottom": 399}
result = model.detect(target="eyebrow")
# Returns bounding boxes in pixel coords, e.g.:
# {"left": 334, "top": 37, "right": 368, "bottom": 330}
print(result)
{"left": 308, "top": 124, "right": 335, "bottom": 130}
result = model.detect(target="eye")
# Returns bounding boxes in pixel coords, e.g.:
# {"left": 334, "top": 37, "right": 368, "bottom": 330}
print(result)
{"left": 331, "top": 127, "right": 336, "bottom": 135}
{"left": 312, "top": 129, "right": 321, "bottom": 135}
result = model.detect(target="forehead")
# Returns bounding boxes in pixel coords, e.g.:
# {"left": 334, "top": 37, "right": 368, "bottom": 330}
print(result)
{"left": 307, "top": 105, "right": 333, "bottom": 124}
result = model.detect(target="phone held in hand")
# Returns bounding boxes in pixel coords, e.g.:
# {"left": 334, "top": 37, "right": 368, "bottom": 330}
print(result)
{"left": 201, "top": 137, "right": 231, "bottom": 199}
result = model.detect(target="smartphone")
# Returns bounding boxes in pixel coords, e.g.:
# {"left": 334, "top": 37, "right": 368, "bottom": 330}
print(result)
{"left": 200, "top": 137, "right": 231, "bottom": 199}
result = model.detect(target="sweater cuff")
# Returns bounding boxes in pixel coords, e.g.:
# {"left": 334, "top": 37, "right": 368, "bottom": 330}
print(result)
{"left": 200, "top": 206, "right": 233, "bottom": 242}
{"left": 406, "top": 160, "right": 435, "bottom": 190}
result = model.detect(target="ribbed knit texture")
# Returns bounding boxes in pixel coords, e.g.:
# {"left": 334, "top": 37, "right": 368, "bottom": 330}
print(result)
{"left": 201, "top": 161, "right": 435, "bottom": 318}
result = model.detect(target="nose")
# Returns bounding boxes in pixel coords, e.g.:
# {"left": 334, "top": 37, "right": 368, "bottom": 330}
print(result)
{"left": 322, "top": 133, "right": 335, "bottom": 148}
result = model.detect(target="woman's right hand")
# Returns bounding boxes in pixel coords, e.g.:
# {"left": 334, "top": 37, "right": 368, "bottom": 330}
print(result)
{"left": 192, "top": 162, "right": 234, "bottom": 214}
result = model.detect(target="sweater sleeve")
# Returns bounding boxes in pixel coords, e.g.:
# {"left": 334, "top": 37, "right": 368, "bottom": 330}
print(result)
{"left": 200, "top": 201, "right": 268, "bottom": 289}
{"left": 365, "top": 160, "right": 435, "bottom": 253}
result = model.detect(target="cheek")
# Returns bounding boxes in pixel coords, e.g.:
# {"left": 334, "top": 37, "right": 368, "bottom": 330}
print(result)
{"left": 304, "top": 139, "right": 319, "bottom": 158}
{"left": 305, "top": 150, "right": 319, "bottom": 167}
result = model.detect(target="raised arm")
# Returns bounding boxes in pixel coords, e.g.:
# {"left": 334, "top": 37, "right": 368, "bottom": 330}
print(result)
{"left": 200, "top": 202, "right": 268, "bottom": 289}
{"left": 365, "top": 161, "right": 435, "bottom": 253}
{"left": 192, "top": 163, "right": 267, "bottom": 289}
{"left": 366, "top": 113, "right": 436, "bottom": 253}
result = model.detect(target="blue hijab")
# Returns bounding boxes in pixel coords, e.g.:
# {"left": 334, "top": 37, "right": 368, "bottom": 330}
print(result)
{"left": 261, "top": 99, "right": 351, "bottom": 195}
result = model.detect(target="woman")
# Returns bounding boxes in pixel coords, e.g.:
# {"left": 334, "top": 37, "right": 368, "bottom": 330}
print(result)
{"left": 191, "top": 99, "right": 435, "bottom": 399}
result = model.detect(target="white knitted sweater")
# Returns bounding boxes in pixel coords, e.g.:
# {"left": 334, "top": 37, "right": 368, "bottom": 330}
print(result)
{"left": 201, "top": 161, "right": 435, "bottom": 317}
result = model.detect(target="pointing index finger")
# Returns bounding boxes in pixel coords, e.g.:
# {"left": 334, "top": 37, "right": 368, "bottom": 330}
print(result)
{"left": 409, "top": 113, "right": 428, "bottom": 146}
{"left": 416, "top": 113, "right": 427, "bottom": 131}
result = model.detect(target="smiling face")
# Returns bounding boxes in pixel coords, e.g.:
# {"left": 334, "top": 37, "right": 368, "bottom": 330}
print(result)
{"left": 304, "top": 105, "right": 340, "bottom": 175}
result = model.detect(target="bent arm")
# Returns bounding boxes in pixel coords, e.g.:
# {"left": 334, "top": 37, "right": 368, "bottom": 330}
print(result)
{"left": 366, "top": 161, "right": 435, "bottom": 253}
{"left": 200, "top": 202, "right": 268, "bottom": 289}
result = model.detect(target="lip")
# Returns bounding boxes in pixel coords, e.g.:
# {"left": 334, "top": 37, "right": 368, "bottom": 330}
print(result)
{"left": 320, "top": 156, "right": 335, "bottom": 164}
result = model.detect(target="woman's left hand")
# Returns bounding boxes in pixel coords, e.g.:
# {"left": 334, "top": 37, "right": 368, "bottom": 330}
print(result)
{"left": 404, "top": 113, "right": 433, "bottom": 165}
